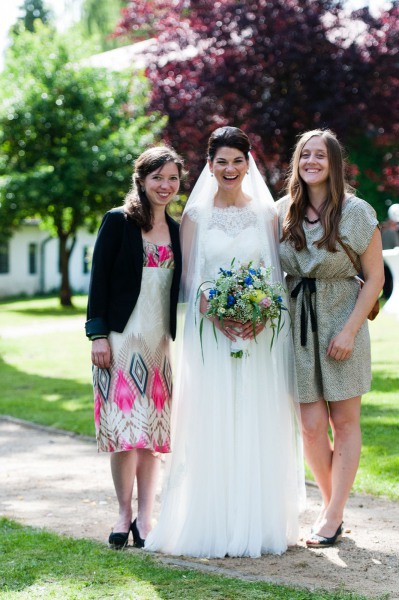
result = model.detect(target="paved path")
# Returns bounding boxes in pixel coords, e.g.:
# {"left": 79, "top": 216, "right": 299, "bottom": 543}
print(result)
{"left": 1, "top": 417, "right": 398, "bottom": 599}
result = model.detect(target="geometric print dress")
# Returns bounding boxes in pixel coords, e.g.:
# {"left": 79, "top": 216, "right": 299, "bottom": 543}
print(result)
{"left": 93, "top": 240, "right": 174, "bottom": 453}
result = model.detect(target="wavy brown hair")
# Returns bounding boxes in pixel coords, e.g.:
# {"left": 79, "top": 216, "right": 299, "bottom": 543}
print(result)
{"left": 281, "top": 129, "right": 354, "bottom": 252}
{"left": 124, "top": 146, "right": 186, "bottom": 231}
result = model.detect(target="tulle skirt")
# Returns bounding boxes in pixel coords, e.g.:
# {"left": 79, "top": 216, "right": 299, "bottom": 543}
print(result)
{"left": 145, "top": 312, "right": 306, "bottom": 558}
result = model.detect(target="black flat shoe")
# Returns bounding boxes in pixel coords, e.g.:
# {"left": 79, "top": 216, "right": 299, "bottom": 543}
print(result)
{"left": 108, "top": 530, "right": 129, "bottom": 549}
{"left": 131, "top": 518, "right": 145, "bottom": 548}
{"left": 306, "top": 522, "right": 343, "bottom": 548}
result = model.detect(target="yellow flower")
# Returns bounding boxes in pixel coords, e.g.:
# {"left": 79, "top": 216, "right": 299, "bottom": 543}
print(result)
{"left": 248, "top": 290, "right": 267, "bottom": 303}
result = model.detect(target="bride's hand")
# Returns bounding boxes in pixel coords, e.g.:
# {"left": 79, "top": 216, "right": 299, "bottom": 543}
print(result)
{"left": 217, "top": 319, "right": 246, "bottom": 341}
{"left": 200, "top": 293, "right": 242, "bottom": 341}
{"left": 241, "top": 321, "right": 265, "bottom": 340}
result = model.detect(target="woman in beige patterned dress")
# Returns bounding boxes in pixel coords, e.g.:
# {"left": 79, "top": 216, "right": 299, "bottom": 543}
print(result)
{"left": 276, "top": 129, "right": 384, "bottom": 547}
{"left": 86, "top": 147, "right": 183, "bottom": 548}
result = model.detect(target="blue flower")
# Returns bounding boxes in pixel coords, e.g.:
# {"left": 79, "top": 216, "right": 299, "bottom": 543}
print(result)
{"left": 227, "top": 294, "right": 235, "bottom": 306}
{"left": 248, "top": 268, "right": 257, "bottom": 275}
{"left": 209, "top": 289, "right": 217, "bottom": 299}
{"left": 276, "top": 295, "right": 283, "bottom": 303}
{"left": 244, "top": 276, "right": 253, "bottom": 286}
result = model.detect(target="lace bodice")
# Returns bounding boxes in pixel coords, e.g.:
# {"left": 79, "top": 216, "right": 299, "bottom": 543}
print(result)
{"left": 208, "top": 205, "right": 258, "bottom": 237}
{"left": 204, "top": 205, "right": 261, "bottom": 280}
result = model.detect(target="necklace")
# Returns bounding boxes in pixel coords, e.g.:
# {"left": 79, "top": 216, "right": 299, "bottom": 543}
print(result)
{"left": 305, "top": 200, "right": 323, "bottom": 224}
{"left": 304, "top": 215, "right": 320, "bottom": 224}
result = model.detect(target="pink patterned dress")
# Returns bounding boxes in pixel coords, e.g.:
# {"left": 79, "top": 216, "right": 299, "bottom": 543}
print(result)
{"left": 93, "top": 240, "right": 174, "bottom": 453}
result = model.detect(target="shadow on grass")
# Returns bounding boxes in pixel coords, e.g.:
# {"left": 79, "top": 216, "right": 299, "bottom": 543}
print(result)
{"left": 0, "top": 357, "right": 94, "bottom": 437}
{"left": 1, "top": 519, "right": 375, "bottom": 600}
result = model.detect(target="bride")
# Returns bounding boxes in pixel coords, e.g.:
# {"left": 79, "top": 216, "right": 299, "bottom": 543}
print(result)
{"left": 145, "top": 126, "right": 305, "bottom": 557}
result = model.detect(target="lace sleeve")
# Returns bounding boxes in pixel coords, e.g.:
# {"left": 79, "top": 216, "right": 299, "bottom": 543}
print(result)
{"left": 179, "top": 212, "right": 199, "bottom": 303}
{"left": 185, "top": 205, "right": 198, "bottom": 221}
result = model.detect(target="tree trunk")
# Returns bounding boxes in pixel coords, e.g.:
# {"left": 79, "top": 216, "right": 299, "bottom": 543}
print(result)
{"left": 59, "top": 234, "right": 76, "bottom": 307}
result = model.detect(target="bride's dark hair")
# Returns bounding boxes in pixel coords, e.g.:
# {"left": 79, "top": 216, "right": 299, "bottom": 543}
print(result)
{"left": 207, "top": 126, "right": 251, "bottom": 161}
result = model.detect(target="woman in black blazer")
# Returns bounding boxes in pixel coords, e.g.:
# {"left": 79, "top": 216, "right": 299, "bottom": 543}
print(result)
{"left": 86, "top": 146, "right": 184, "bottom": 548}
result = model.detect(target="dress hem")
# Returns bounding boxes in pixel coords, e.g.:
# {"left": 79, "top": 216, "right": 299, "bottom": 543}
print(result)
{"left": 299, "top": 385, "right": 371, "bottom": 404}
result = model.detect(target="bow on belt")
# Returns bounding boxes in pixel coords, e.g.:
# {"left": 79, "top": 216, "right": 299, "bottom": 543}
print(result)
{"left": 290, "top": 277, "right": 317, "bottom": 346}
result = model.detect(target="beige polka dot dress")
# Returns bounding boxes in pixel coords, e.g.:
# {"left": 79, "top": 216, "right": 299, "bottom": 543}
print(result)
{"left": 276, "top": 195, "right": 378, "bottom": 403}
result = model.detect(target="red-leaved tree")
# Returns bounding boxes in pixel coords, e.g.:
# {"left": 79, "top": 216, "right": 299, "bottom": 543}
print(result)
{"left": 116, "top": 0, "right": 399, "bottom": 216}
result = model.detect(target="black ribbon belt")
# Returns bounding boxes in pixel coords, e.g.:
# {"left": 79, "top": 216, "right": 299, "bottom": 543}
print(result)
{"left": 290, "top": 277, "right": 317, "bottom": 347}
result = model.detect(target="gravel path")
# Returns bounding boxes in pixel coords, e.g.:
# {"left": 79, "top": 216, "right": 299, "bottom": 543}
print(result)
{"left": 1, "top": 417, "right": 398, "bottom": 599}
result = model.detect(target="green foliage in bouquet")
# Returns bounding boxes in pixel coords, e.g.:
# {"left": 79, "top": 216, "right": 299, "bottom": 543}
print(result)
{"left": 197, "top": 259, "right": 289, "bottom": 358}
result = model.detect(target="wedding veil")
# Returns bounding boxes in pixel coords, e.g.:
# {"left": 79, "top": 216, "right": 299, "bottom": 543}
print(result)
{"left": 180, "top": 154, "right": 286, "bottom": 306}
{"left": 174, "top": 154, "right": 305, "bottom": 511}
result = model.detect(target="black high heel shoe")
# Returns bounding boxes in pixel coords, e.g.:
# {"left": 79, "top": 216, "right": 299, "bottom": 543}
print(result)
{"left": 108, "top": 530, "right": 130, "bottom": 549}
{"left": 306, "top": 522, "right": 343, "bottom": 548}
{"left": 131, "top": 518, "right": 145, "bottom": 548}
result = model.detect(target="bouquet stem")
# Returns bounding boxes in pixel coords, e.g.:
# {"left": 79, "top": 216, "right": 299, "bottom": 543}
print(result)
{"left": 230, "top": 337, "right": 250, "bottom": 359}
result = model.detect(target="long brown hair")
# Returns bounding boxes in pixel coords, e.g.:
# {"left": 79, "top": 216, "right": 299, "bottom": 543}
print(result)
{"left": 281, "top": 129, "right": 354, "bottom": 252}
{"left": 124, "top": 146, "right": 185, "bottom": 231}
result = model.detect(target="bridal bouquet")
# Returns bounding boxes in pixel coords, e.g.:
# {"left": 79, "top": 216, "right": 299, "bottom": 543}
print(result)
{"left": 197, "top": 259, "right": 288, "bottom": 358}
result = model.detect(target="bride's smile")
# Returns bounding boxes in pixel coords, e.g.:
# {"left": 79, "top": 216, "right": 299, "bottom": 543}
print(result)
{"left": 209, "top": 147, "right": 250, "bottom": 207}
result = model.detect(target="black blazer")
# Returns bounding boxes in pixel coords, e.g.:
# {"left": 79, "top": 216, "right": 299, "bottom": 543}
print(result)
{"left": 85, "top": 207, "right": 182, "bottom": 340}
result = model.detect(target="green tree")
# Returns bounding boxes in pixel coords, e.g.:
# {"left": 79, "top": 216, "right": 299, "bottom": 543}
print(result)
{"left": 80, "top": 0, "right": 127, "bottom": 50}
{"left": 0, "top": 23, "right": 165, "bottom": 305}
{"left": 14, "top": 0, "right": 52, "bottom": 32}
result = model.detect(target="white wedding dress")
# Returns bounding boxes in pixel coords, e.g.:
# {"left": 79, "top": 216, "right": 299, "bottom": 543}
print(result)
{"left": 145, "top": 202, "right": 305, "bottom": 558}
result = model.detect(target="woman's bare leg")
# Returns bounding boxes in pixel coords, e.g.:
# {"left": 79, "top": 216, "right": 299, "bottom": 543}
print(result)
{"left": 300, "top": 400, "right": 333, "bottom": 512}
{"left": 110, "top": 449, "right": 137, "bottom": 532}
{"left": 316, "top": 396, "right": 362, "bottom": 537}
{"left": 135, "top": 449, "right": 161, "bottom": 539}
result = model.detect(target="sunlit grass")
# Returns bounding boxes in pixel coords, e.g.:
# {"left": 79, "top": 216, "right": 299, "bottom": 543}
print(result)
{"left": 0, "top": 518, "right": 369, "bottom": 600}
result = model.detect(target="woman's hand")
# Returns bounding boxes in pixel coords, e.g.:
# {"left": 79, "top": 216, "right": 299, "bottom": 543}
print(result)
{"left": 215, "top": 318, "right": 245, "bottom": 341}
{"left": 91, "top": 338, "right": 111, "bottom": 368}
{"left": 240, "top": 320, "right": 265, "bottom": 340}
{"left": 218, "top": 319, "right": 264, "bottom": 341}
{"left": 327, "top": 329, "right": 355, "bottom": 361}
{"left": 199, "top": 292, "right": 264, "bottom": 340}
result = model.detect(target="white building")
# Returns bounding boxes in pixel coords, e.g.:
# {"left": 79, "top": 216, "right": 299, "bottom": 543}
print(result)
{"left": 0, "top": 220, "right": 96, "bottom": 298}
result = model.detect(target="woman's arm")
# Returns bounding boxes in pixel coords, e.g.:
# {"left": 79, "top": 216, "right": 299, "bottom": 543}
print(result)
{"left": 86, "top": 211, "right": 125, "bottom": 368}
{"left": 327, "top": 227, "right": 384, "bottom": 360}
{"left": 85, "top": 211, "right": 124, "bottom": 337}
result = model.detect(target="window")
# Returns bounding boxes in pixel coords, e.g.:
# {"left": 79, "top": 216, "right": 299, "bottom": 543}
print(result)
{"left": 83, "top": 245, "right": 93, "bottom": 274}
{"left": 0, "top": 242, "right": 9, "bottom": 274}
{"left": 28, "top": 243, "right": 38, "bottom": 274}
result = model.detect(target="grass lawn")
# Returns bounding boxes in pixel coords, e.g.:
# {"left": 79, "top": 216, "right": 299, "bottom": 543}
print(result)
{"left": 0, "top": 295, "right": 397, "bottom": 599}
{"left": 0, "top": 518, "right": 369, "bottom": 600}
{"left": 359, "top": 314, "right": 399, "bottom": 498}
{"left": 0, "top": 296, "right": 399, "bottom": 500}
{"left": 0, "top": 295, "right": 398, "bottom": 499}
{"left": 0, "top": 295, "right": 94, "bottom": 435}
